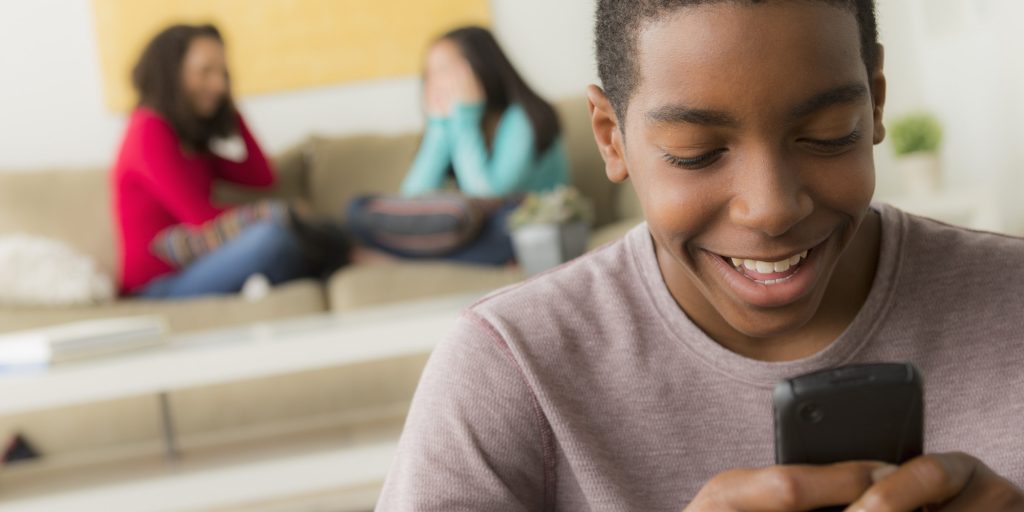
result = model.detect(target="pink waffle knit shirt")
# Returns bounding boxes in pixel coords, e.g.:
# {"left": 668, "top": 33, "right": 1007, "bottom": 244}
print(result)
{"left": 377, "top": 203, "right": 1024, "bottom": 511}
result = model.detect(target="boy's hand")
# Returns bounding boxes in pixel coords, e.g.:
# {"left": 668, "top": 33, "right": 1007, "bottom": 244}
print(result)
{"left": 683, "top": 454, "right": 1023, "bottom": 511}
{"left": 683, "top": 461, "right": 884, "bottom": 511}
{"left": 845, "top": 452, "right": 1024, "bottom": 511}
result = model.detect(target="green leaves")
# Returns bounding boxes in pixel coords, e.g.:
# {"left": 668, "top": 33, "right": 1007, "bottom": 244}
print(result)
{"left": 890, "top": 113, "right": 943, "bottom": 156}
{"left": 507, "top": 186, "right": 595, "bottom": 230}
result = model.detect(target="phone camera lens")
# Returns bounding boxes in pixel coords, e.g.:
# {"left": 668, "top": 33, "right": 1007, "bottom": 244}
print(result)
{"left": 798, "top": 402, "right": 824, "bottom": 423}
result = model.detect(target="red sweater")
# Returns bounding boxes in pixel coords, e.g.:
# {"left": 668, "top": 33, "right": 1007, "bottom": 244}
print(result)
{"left": 111, "top": 108, "right": 276, "bottom": 294}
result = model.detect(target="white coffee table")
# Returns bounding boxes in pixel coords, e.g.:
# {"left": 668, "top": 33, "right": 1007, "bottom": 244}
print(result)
{"left": 0, "top": 293, "right": 477, "bottom": 512}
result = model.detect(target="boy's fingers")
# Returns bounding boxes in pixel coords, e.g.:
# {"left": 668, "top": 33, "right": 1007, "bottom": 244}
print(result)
{"left": 937, "top": 465, "right": 1024, "bottom": 512}
{"left": 691, "top": 461, "right": 884, "bottom": 511}
{"left": 843, "top": 453, "right": 1020, "bottom": 511}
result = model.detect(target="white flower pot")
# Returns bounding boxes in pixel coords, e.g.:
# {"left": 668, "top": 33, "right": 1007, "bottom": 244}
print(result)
{"left": 897, "top": 153, "right": 941, "bottom": 196}
{"left": 510, "top": 222, "right": 590, "bottom": 277}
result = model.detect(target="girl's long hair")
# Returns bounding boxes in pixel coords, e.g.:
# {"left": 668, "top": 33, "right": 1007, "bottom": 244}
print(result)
{"left": 132, "top": 24, "right": 237, "bottom": 152}
{"left": 440, "top": 26, "right": 561, "bottom": 154}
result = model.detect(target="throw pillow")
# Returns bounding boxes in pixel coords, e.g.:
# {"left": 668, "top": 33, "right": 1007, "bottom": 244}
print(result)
{"left": 0, "top": 234, "right": 115, "bottom": 306}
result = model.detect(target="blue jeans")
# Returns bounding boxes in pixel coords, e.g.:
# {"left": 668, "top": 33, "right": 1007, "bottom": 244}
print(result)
{"left": 443, "top": 201, "right": 517, "bottom": 265}
{"left": 138, "top": 221, "right": 310, "bottom": 299}
{"left": 348, "top": 199, "right": 517, "bottom": 266}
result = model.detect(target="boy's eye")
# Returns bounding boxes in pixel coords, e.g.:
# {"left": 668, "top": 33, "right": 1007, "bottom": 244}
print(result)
{"left": 799, "top": 130, "right": 862, "bottom": 154}
{"left": 660, "top": 129, "right": 860, "bottom": 170}
{"left": 662, "top": 148, "right": 727, "bottom": 170}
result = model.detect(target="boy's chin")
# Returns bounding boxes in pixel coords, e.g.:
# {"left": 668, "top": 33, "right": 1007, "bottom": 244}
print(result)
{"left": 717, "top": 297, "right": 821, "bottom": 341}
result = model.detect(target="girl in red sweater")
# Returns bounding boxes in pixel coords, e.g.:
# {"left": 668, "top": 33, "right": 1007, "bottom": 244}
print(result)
{"left": 111, "top": 24, "right": 310, "bottom": 298}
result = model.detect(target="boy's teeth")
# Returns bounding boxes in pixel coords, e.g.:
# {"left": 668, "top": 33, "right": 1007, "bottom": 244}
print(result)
{"left": 731, "top": 250, "right": 810, "bottom": 273}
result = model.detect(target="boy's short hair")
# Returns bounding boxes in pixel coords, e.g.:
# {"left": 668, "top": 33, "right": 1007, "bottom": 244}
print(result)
{"left": 595, "top": 0, "right": 879, "bottom": 122}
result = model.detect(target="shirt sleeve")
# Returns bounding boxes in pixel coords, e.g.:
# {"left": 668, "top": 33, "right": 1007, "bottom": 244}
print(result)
{"left": 212, "top": 114, "right": 276, "bottom": 187}
{"left": 400, "top": 117, "right": 452, "bottom": 197}
{"left": 448, "top": 103, "right": 538, "bottom": 197}
{"left": 376, "top": 311, "right": 549, "bottom": 511}
{"left": 133, "top": 116, "right": 224, "bottom": 225}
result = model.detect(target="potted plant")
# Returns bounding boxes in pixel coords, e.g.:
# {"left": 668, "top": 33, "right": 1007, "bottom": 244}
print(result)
{"left": 890, "top": 112, "right": 943, "bottom": 196}
{"left": 507, "top": 186, "right": 595, "bottom": 276}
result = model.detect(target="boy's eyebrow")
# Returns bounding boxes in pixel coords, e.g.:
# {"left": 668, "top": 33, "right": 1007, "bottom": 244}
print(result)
{"left": 645, "top": 105, "right": 739, "bottom": 127}
{"left": 643, "top": 83, "right": 869, "bottom": 128}
{"left": 788, "top": 83, "right": 868, "bottom": 120}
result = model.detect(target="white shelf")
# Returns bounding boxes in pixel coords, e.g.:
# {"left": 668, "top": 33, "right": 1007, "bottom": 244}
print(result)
{"left": 0, "top": 294, "right": 474, "bottom": 416}
{"left": 0, "top": 423, "right": 400, "bottom": 512}
{"left": 0, "top": 296, "right": 477, "bottom": 511}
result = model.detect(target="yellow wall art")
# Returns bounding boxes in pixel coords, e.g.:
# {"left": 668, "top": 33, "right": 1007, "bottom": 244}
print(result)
{"left": 91, "top": 0, "right": 491, "bottom": 111}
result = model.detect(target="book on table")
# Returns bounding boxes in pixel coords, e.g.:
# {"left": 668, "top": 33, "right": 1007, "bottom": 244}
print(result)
{"left": 0, "top": 316, "right": 168, "bottom": 371}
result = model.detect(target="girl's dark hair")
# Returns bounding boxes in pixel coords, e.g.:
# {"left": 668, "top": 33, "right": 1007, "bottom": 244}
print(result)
{"left": 132, "top": 24, "right": 237, "bottom": 152}
{"left": 440, "top": 26, "right": 561, "bottom": 154}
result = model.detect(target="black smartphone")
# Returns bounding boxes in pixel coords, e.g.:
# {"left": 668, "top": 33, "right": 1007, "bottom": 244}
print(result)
{"left": 773, "top": 362, "right": 924, "bottom": 512}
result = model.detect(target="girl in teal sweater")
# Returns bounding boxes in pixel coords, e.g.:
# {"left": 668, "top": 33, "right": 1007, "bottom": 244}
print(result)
{"left": 401, "top": 26, "right": 569, "bottom": 199}
{"left": 349, "top": 26, "right": 569, "bottom": 265}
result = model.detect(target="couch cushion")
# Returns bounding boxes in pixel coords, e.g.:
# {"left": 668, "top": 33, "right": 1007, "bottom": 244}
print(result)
{"left": 617, "top": 179, "right": 643, "bottom": 220}
{"left": 306, "top": 134, "right": 420, "bottom": 221}
{"left": 554, "top": 97, "right": 623, "bottom": 228}
{"left": 0, "top": 168, "right": 117, "bottom": 275}
{"left": 0, "top": 149, "right": 314, "bottom": 281}
{"left": 213, "top": 143, "right": 311, "bottom": 205}
{"left": 0, "top": 278, "right": 327, "bottom": 334}
{"left": 306, "top": 97, "right": 624, "bottom": 228}
{"left": 327, "top": 262, "right": 522, "bottom": 312}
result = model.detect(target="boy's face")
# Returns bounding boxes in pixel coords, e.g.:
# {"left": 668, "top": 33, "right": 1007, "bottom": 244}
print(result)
{"left": 590, "top": 2, "right": 886, "bottom": 347}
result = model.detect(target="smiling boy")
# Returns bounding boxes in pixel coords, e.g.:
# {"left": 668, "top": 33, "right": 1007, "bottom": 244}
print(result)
{"left": 376, "top": 1, "right": 1024, "bottom": 510}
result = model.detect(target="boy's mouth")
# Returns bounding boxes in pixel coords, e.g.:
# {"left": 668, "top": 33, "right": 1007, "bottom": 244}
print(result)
{"left": 716, "top": 249, "right": 812, "bottom": 285}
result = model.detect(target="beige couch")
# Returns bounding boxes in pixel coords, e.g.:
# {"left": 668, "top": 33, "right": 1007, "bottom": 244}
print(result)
{"left": 0, "top": 97, "right": 641, "bottom": 334}
{"left": 0, "top": 98, "right": 644, "bottom": 476}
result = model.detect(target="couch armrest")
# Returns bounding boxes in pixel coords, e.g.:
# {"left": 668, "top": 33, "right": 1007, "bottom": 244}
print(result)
{"left": 326, "top": 262, "right": 522, "bottom": 312}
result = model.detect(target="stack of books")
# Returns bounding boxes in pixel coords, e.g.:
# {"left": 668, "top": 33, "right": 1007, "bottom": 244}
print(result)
{"left": 0, "top": 316, "right": 167, "bottom": 373}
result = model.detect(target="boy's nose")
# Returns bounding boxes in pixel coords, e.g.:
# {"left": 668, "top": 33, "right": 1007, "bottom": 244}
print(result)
{"left": 728, "top": 154, "right": 813, "bottom": 238}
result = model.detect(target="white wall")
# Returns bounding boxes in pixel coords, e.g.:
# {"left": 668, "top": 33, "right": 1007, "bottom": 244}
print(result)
{"left": 0, "top": 0, "right": 599, "bottom": 170}
{"left": 874, "top": 0, "right": 1024, "bottom": 229}
{"left": 2, "top": 0, "right": 1022, "bottom": 226}
{"left": 0, "top": 0, "right": 126, "bottom": 169}
{"left": 878, "top": 0, "right": 1024, "bottom": 181}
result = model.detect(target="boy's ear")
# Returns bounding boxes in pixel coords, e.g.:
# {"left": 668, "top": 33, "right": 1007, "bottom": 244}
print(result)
{"left": 586, "top": 84, "right": 630, "bottom": 183}
{"left": 871, "top": 44, "right": 887, "bottom": 145}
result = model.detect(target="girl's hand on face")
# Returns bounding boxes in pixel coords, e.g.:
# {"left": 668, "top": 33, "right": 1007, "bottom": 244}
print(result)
{"left": 424, "top": 86, "right": 445, "bottom": 117}
{"left": 422, "top": 39, "right": 482, "bottom": 114}
{"left": 844, "top": 452, "right": 1024, "bottom": 511}
{"left": 450, "top": 59, "right": 484, "bottom": 106}
{"left": 424, "top": 77, "right": 454, "bottom": 117}
{"left": 682, "top": 461, "right": 884, "bottom": 511}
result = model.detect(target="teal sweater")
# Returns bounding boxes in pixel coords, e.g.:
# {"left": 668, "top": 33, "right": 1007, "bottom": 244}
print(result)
{"left": 400, "top": 102, "right": 570, "bottom": 198}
